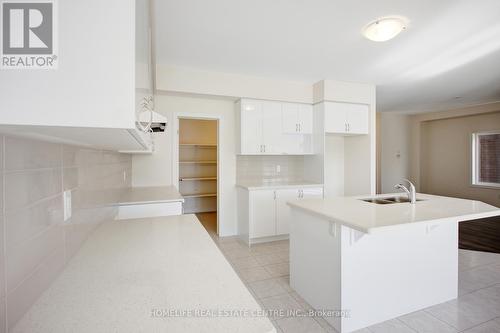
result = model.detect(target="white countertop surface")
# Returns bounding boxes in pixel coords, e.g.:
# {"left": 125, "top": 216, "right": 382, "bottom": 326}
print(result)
{"left": 13, "top": 215, "right": 275, "bottom": 333}
{"left": 118, "top": 186, "right": 184, "bottom": 205}
{"left": 287, "top": 193, "right": 500, "bottom": 234}
{"left": 236, "top": 180, "right": 323, "bottom": 190}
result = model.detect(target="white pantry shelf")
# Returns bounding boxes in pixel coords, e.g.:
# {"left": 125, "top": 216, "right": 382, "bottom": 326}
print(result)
{"left": 179, "top": 143, "right": 217, "bottom": 148}
{"left": 180, "top": 177, "right": 217, "bottom": 181}
{"left": 182, "top": 193, "right": 217, "bottom": 199}
{"left": 179, "top": 160, "right": 217, "bottom": 164}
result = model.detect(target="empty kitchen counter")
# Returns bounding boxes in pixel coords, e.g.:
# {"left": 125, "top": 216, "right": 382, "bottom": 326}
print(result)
{"left": 12, "top": 215, "right": 275, "bottom": 333}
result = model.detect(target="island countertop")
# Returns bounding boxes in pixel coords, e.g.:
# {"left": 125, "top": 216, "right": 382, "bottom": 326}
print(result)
{"left": 287, "top": 193, "right": 500, "bottom": 234}
{"left": 12, "top": 215, "right": 275, "bottom": 333}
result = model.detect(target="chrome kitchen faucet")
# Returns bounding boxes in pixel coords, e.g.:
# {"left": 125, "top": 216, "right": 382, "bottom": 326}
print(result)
{"left": 394, "top": 179, "right": 417, "bottom": 204}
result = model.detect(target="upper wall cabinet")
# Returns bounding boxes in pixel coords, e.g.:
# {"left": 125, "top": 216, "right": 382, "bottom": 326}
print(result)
{"left": 236, "top": 99, "right": 313, "bottom": 155}
{"left": 282, "top": 103, "right": 313, "bottom": 134}
{"left": 324, "top": 102, "right": 369, "bottom": 135}
{"left": 239, "top": 99, "right": 283, "bottom": 154}
{"left": 0, "top": 0, "right": 154, "bottom": 152}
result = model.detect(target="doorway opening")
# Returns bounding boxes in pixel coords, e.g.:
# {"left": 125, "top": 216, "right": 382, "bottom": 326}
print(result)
{"left": 178, "top": 118, "right": 218, "bottom": 237}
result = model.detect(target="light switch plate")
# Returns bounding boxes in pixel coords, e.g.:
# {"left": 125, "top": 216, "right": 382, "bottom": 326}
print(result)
{"left": 276, "top": 165, "right": 281, "bottom": 173}
{"left": 63, "top": 190, "right": 72, "bottom": 222}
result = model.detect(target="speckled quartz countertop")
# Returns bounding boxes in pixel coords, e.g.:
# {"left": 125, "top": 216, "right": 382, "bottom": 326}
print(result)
{"left": 12, "top": 215, "right": 275, "bottom": 333}
{"left": 288, "top": 193, "right": 500, "bottom": 234}
{"left": 236, "top": 180, "right": 323, "bottom": 190}
{"left": 118, "top": 186, "right": 184, "bottom": 205}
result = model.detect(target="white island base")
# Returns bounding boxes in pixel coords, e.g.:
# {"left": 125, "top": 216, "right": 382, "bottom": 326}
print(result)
{"left": 289, "top": 194, "right": 500, "bottom": 333}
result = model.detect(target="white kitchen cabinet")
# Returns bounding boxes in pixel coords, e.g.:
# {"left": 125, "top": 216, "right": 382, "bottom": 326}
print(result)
{"left": 240, "top": 100, "right": 263, "bottom": 154}
{"left": 282, "top": 103, "right": 313, "bottom": 134}
{"left": 324, "top": 102, "right": 369, "bottom": 135}
{"left": 238, "top": 185, "right": 324, "bottom": 243}
{"left": 261, "top": 102, "right": 283, "bottom": 154}
{"left": 276, "top": 187, "right": 324, "bottom": 235}
{"left": 0, "top": 0, "right": 155, "bottom": 152}
{"left": 282, "top": 103, "right": 300, "bottom": 134}
{"left": 276, "top": 189, "right": 300, "bottom": 235}
{"left": 250, "top": 190, "right": 277, "bottom": 238}
{"left": 302, "top": 187, "right": 324, "bottom": 198}
{"left": 239, "top": 100, "right": 282, "bottom": 154}
{"left": 299, "top": 105, "right": 313, "bottom": 134}
{"left": 236, "top": 98, "right": 313, "bottom": 155}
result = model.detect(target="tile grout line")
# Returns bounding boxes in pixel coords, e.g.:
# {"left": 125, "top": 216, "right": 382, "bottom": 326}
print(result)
{"left": 394, "top": 317, "right": 420, "bottom": 333}
{"left": 456, "top": 315, "right": 500, "bottom": 332}
{"left": 5, "top": 246, "right": 63, "bottom": 304}
{"left": 423, "top": 282, "right": 500, "bottom": 331}
{"left": 2, "top": 135, "right": 8, "bottom": 333}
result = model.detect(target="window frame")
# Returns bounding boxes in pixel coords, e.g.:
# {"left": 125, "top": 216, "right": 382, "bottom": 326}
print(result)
{"left": 471, "top": 131, "right": 500, "bottom": 189}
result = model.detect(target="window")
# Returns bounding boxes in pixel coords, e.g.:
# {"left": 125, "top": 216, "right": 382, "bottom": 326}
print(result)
{"left": 472, "top": 132, "right": 500, "bottom": 187}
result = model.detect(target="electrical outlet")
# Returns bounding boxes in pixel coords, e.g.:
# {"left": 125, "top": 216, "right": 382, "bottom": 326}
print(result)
{"left": 63, "top": 190, "right": 72, "bottom": 222}
{"left": 123, "top": 171, "right": 127, "bottom": 182}
{"left": 276, "top": 165, "right": 281, "bottom": 174}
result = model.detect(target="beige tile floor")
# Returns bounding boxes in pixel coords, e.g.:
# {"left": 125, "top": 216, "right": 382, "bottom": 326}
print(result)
{"left": 207, "top": 232, "right": 500, "bottom": 333}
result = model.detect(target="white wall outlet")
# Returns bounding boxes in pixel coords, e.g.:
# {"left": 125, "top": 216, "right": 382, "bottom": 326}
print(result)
{"left": 276, "top": 165, "right": 281, "bottom": 174}
{"left": 123, "top": 171, "right": 127, "bottom": 182}
{"left": 63, "top": 190, "right": 72, "bottom": 222}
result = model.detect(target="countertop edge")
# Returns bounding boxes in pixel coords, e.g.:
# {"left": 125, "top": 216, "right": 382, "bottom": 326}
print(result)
{"left": 117, "top": 197, "right": 185, "bottom": 205}
{"left": 236, "top": 183, "right": 324, "bottom": 190}
{"left": 288, "top": 197, "right": 500, "bottom": 234}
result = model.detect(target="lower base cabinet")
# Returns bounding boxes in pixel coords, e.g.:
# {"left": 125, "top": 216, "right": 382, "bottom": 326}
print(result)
{"left": 237, "top": 186, "right": 323, "bottom": 244}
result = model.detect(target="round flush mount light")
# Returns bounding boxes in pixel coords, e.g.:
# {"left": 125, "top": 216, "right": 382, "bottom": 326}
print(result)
{"left": 362, "top": 16, "right": 408, "bottom": 42}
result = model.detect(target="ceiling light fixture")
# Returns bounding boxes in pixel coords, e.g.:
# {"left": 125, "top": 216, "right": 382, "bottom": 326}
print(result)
{"left": 362, "top": 16, "right": 408, "bottom": 42}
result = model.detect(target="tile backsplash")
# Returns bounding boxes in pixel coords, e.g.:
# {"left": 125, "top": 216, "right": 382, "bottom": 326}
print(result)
{"left": 0, "top": 135, "right": 131, "bottom": 332}
{"left": 236, "top": 155, "right": 305, "bottom": 183}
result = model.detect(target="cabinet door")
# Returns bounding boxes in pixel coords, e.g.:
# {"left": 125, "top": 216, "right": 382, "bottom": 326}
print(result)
{"left": 324, "top": 102, "right": 347, "bottom": 134}
{"left": 261, "top": 101, "right": 283, "bottom": 154}
{"left": 346, "top": 104, "right": 369, "bottom": 134}
{"left": 301, "top": 187, "right": 324, "bottom": 199}
{"left": 250, "top": 190, "right": 276, "bottom": 238}
{"left": 276, "top": 189, "right": 300, "bottom": 235}
{"left": 298, "top": 104, "right": 313, "bottom": 134}
{"left": 282, "top": 103, "right": 299, "bottom": 134}
{"left": 240, "top": 101, "right": 262, "bottom": 154}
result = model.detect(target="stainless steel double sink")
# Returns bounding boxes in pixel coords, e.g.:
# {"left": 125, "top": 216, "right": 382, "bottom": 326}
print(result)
{"left": 361, "top": 196, "right": 424, "bottom": 204}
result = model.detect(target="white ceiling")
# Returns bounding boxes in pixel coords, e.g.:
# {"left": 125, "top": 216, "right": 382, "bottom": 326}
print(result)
{"left": 154, "top": 0, "right": 500, "bottom": 113}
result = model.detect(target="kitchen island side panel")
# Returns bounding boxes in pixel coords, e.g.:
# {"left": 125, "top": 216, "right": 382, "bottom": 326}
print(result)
{"left": 340, "top": 220, "right": 458, "bottom": 332}
{"left": 289, "top": 209, "right": 342, "bottom": 332}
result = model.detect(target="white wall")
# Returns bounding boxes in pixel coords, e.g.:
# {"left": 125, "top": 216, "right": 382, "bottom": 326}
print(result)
{"left": 156, "top": 65, "right": 313, "bottom": 103}
{"left": 132, "top": 94, "right": 238, "bottom": 236}
{"left": 379, "top": 113, "right": 412, "bottom": 193}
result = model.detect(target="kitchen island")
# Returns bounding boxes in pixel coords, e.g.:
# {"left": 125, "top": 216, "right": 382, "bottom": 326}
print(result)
{"left": 287, "top": 193, "right": 500, "bottom": 333}
{"left": 12, "top": 215, "right": 275, "bottom": 333}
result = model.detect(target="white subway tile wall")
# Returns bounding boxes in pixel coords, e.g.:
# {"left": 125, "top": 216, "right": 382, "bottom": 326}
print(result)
{"left": 0, "top": 135, "right": 131, "bottom": 331}
{"left": 236, "top": 156, "right": 305, "bottom": 183}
